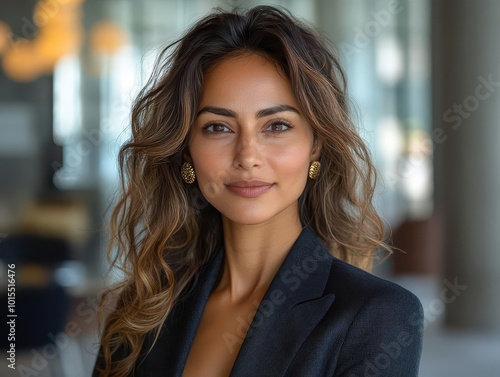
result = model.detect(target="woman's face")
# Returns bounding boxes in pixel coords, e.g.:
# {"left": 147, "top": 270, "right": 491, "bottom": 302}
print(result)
{"left": 188, "top": 53, "right": 321, "bottom": 225}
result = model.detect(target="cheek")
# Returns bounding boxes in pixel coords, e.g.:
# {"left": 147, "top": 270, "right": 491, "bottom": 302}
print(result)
{"left": 189, "top": 141, "right": 230, "bottom": 198}
{"left": 270, "top": 144, "right": 311, "bottom": 177}
{"left": 190, "top": 137, "right": 223, "bottom": 176}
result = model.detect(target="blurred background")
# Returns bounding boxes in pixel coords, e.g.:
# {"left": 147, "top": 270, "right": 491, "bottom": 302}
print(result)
{"left": 0, "top": 0, "right": 499, "bottom": 376}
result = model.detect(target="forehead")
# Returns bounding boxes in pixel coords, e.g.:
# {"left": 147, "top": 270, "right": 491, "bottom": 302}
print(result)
{"left": 200, "top": 53, "right": 298, "bottom": 108}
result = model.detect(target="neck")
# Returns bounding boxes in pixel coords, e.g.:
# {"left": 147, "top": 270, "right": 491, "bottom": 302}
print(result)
{"left": 214, "top": 202, "right": 303, "bottom": 304}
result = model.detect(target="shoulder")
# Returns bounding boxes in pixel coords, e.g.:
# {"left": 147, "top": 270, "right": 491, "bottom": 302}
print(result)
{"left": 300, "top": 224, "right": 423, "bottom": 327}
{"left": 325, "top": 256, "right": 423, "bottom": 319}
{"left": 320, "top": 256, "right": 424, "bottom": 376}
{"left": 286, "top": 224, "right": 424, "bottom": 375}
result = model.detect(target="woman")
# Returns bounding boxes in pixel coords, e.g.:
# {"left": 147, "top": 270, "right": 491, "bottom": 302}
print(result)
{"left": 93, "top": 5, "right": 424, "bottom": 377}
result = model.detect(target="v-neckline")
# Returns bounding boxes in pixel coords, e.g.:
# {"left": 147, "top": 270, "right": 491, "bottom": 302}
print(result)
{"left": 176, "top": 247, "right": 226, "bottom": 376}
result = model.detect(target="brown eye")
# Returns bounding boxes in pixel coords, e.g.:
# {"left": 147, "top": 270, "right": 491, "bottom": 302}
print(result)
{"left": 202, "top": 123, "right": 231, "bottom": 134}
{"left": 266, "top": 121, "right": 292, "bottom": 133}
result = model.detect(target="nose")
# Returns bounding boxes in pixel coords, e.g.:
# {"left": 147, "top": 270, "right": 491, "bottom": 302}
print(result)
{"left": 232, "top": 130, "right": 263, "bottom": 170}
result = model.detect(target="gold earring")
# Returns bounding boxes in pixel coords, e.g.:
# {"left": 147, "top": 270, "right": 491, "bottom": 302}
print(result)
{"left": 181, "top": 162, "right": 196, "bottom": 184}
{"left": 308, "top": 161, "right": 321, "bottom": 179}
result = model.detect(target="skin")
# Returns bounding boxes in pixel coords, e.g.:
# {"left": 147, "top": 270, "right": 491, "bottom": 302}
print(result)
{"left": 183, "top": 53, "right": 322, "bottom": 377}
{"left": 187, "top": 52, "right": 321, "bottom": 304}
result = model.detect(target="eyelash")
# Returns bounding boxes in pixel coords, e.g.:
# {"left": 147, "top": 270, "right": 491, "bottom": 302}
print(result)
{"left": 201, "top": 120, "right": 293, "bottom": 135}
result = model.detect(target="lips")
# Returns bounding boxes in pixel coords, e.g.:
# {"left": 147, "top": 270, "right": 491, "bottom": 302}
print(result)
{"left": 225, "top": 180, "right": 274, "bottom": 198}
{"left": 226, "top": 180, "right": 272, "bottom": 188}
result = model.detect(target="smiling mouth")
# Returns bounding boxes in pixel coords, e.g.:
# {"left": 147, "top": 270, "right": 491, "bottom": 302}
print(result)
{"left": 225, "top": 184, "right": 274, "bottom": 198}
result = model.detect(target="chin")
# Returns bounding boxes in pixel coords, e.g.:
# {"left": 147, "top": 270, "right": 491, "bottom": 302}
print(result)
{"left": 219, "top": 207, "right": 276, "bottom": 226}
{"left": 210, "top": 196, "right": 297, "bottom": 226}
{"left": 224, "top": 213, "right": 272, "bottom": 226}
{"left": 222, "top": 202, "right": 298, "bottom": 226}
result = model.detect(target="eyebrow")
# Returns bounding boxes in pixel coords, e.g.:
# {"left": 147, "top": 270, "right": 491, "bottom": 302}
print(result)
{"left": 197, "top": 104, "right": 300, "bottom": 118}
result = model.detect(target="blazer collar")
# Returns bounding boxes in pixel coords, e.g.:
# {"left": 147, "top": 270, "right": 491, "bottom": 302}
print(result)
{"left": 137, "top": 223, "right": 335, "bottom": 377}
{"left": 228, "top": 223, "right": 335, "bottom": 376}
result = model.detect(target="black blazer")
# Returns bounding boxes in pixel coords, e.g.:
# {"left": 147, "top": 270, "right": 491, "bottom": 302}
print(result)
{"left": 93, "top": 224, "right": 424, "bottom": 376}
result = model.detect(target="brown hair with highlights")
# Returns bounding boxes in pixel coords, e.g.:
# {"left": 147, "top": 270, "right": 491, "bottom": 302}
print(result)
{"left": 94, "top": 5, "right": 389, "bottom": 376}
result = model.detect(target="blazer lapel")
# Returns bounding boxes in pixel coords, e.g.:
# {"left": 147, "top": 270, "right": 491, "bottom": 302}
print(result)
{"left": 229, "top": 224, "right": 335, "bottom": 377}
{"left": 135, "top": 247, "right": 225, "bottom": 376}
{"left": 136, "top": 224, "right": 334, "bottom": 377}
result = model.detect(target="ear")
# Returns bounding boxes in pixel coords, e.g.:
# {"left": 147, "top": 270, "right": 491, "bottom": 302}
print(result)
{"left": 182, "top": 147, "right": 193, "bottom": 163}
{"left": 311, "top": 137, "right": 322, "bottom": 161}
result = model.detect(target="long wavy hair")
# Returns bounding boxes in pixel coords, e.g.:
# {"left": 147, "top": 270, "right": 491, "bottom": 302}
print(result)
{"left": 95, "top": 5, "right": 389, "bottom": 376}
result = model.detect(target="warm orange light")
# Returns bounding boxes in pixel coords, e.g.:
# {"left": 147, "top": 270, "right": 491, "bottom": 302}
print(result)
{"left": 35, "top": 23, "right": 83, "bottom": 70}
{"left": 34, "top": 1, "right": 82, "bottom": 28}
{"left": 1, "top": 0, "right": 86, "bottom": 81}
{"left": 31, "top": 0, "right": 84, "bottom": 71}
{"left": 58, "top": 0, "right": 85, "bottom": 4}
{"left": 33, "top": 0, "right": 85, "bottom": 27}
{"left": 2, "top": 41, "right": 42, "bottom": 82}
{"left": 0, "top": 21, "right": 10, "bottom": 55}
{"left": 90, "top": 20, "right": 128, "bottom": 55}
